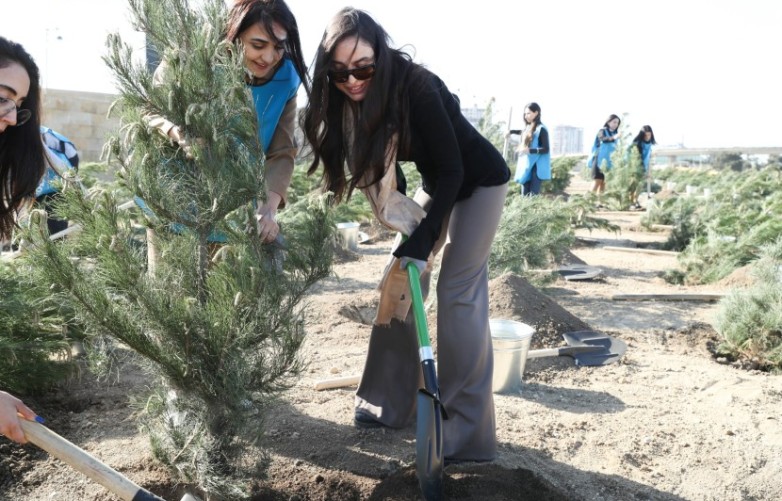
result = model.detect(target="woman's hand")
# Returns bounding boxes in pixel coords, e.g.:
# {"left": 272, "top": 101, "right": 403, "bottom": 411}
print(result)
{"left": 168, "top": 126, "right": 204, "bottom": 159}
{"left": 400, "top": 256, "right": 427, "bottom": 274}
{"left": 255, "top": 192, "right": 283, "bottom": 243}
{"left": 0, "top": 391, "right": 38, "bottom": 444}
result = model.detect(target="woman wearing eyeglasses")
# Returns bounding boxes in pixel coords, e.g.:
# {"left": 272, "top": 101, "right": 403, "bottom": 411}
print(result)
{"left": 303, "top": 8, "right": 510, "bottom": 463}
{"left": 1, "top": 37, "right": 46, "bottom": 240}
{"left": 147, "top": 0, "right": 309, "bottom": 244}
{"left": 0, "top": 36, "right": 46, "bottom": 444}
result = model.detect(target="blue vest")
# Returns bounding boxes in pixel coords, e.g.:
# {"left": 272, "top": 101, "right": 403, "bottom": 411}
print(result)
{"left": 514, "top": 124, "right": 551, "bottom": 184}
{"left": 626, "top": 140, "right": 653, "bottom": 171}
{"left": 587, "top": 128, "right": 618, "bottom": 171}
{"left": 640, "top": 141, "right": 652, "bottom": 171}
{"left": 251, "top": 58, "right": 301, "bottom": 152}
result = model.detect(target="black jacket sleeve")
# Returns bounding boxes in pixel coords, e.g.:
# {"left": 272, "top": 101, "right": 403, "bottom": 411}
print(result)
{"left": 531, "top": 127, "right": 550, "bottom": 154}
{"left": 392, "top": 77, "right": 464, "bottom": 261}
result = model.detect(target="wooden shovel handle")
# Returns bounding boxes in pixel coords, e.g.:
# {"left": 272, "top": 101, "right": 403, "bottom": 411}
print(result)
{"left": 20, "top": 419, "right": 166, "bottom": 501}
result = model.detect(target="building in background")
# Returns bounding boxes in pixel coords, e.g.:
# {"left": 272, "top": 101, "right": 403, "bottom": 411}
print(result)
{"left": 552, "top": 125, "right": 583, "bottom": 155}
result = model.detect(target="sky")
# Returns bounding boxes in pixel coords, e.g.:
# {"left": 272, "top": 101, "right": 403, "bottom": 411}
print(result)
{"left": 2, "top": 0, "right": 780, "bottom": 151}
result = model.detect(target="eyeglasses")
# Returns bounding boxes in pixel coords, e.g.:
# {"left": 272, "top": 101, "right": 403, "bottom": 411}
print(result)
{"left": 0, "top": 96, "right": 32, "bottom": 126}
{"left": 328, "top": 63, "right": 376, "bottom": 84}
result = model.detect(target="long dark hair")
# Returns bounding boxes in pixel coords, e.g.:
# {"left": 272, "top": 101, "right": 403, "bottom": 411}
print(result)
{"left": 226, "top": 0, "right": 310, "bottom": 96}
{"left": 632, "top": 124, "right": 656, "bottom": 157}
{"left": 632, "top": 125, "right": 656, "bottom": 145}
{"left": 602, "top": 113, "right": 621, "bottom": 131}
{"left": 302, "top": 7, "right": 425, "bottom": 202}
{"left": 0, "top": 37, "right": 45, "bottom": 240}
{"left": 522, "top": 102, "right": 542, "bottom": 147}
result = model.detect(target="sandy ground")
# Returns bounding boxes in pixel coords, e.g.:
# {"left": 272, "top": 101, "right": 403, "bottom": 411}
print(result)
{"left": 2, "top": 176, "right": 781, "bottom": 501}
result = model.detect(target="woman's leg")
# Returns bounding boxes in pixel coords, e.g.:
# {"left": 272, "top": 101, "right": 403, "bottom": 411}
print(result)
{"left": 591, "top": 167, "right": 604, "bottom": 193}
{"left": 527, "top": 165, "right": 542, "bottom": 195}
{"left": 437, "top": 183, "right": 507, "bottom": 460}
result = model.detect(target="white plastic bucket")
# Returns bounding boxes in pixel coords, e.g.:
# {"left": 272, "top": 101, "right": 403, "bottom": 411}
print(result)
{"left": 335, "top": 222, "right": 360, "bottom": 251}
{"left": 490, "top": 319, "right": 535, "bottom": 394}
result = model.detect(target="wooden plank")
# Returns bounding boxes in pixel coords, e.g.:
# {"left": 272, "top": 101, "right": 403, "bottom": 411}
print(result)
{"left": 602, "top": 245, "right": 679, "bottom": 256}
{"left": 612, "top": 293, "right": 725, "bottom": 302}
{"left": 314, "top": 374, "right": 361, "bottom": 390}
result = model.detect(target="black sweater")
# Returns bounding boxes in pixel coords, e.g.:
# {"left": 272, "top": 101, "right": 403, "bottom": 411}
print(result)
{"left": 393, "top": 72, "right": 510, "bottom": 261}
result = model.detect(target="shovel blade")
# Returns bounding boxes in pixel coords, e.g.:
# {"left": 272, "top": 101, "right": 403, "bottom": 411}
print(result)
{"left": 416, "top": 390, "right": 444, "bottom": 501}
{"left": 562, "top": 330, "right": 627, "bottom": 366}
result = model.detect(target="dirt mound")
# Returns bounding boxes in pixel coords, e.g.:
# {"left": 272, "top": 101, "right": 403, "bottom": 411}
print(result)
{"left": 488, "top": 272, "right": 592, "bottom": 348}
{"left": 558, "top": 249, "right": 586, "bottom": 265}
{"left": 369, "top": 464, "right": 569, "bottom": 501}
{"left": 246, "top": 463, "right": 568, "bottom": 501}
{"left": 714, "top": 264, "right": 755, "bottom": 288}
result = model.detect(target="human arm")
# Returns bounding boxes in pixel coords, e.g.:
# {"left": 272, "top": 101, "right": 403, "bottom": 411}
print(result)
{"left": 255, "top": 98, "right": 297, "bottom": 243}
{"left": 142, "top": 59, "right": 199, "bottom": 156}
{"left": 393, "top": 77, "right": 464, "bottom": 262}
{"left": 0, "top": 390, "right": 39, "bottom": 444}
{"left": 599, "top": 128, "right": 618, "bottom": 142}
{"left": 518, "top": 127, "right": 550, "bottom": 155}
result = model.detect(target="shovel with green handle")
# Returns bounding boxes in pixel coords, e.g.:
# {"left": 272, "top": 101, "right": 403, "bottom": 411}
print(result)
{"left": 406, "top": 261, "right": 445, "bottom": 501}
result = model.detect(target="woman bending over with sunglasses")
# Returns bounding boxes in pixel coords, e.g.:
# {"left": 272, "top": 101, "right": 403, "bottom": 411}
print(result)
{"left": 303, "top": 8, "right": 510, "bottom": 463}
{"left": 148, "top": 0, "right": 309, "bottom": 244}
{"left": 0, "top": 36, "right": 47, "bottom": 444}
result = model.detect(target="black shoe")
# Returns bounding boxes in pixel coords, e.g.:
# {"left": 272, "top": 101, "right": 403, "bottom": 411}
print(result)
{"left": 354, "top": 409, "right": 384, "bottom": 429}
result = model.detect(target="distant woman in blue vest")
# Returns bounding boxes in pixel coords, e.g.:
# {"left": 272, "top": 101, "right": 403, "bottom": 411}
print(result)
{"left": 150, "top": 0, "right": 308, "bottom": 244}
{"left": 631, "top": 125, "right": 656, "bottom": 173}
{"left": 628, "top": 125, "right": 656, "bottom": 208}
{"left": 513, "top": 102, "right": 550, "bottom": 196}
{"left": 587, "top": 113, "right": 621, "bottom": 194}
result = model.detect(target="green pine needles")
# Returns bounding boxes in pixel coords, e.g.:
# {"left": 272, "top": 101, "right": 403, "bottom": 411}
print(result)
{"left": 715, "top": 239, "right": 782, "bottom": 372}
{"left": 23, "top": 0, "right": 333, "bottom": 497}
{"left": 0, "top": 258, "right": 72, "bottom": 395}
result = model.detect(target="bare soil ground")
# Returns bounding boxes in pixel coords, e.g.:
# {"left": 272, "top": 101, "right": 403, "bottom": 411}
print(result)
{"left": 2, "top": 176, "right": 781, "bottom": 501}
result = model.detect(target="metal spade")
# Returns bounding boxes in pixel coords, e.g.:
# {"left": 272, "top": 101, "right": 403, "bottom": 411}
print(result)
{"left": 526, "top": 330, "right": 627, "bottom": 366}
{"left": 407, "top": 263, "right": 445, "bottom": 501}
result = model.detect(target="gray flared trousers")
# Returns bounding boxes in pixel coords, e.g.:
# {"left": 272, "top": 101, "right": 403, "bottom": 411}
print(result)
{"left": 355, "top": 182, "right": 508, "bottom": 461}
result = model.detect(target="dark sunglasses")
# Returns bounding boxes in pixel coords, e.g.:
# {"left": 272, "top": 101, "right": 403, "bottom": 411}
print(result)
{"left": 328, "top": 63, "right": 376, "bottom": 84}
{"left": 0, "top": 96, "right": 32, "bottom": 126}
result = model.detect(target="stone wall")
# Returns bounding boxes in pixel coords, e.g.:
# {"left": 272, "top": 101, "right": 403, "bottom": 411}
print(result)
{"left": 41, "top": 88, "right": 120, "bottom": 163}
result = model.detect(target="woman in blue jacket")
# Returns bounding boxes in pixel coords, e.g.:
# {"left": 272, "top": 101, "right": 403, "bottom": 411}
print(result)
{"left": 513, "top": 102, "right": 550, "bottom": 196}
{"left": 146, "top": 0, "right": 308, "bottom": 244}
{"left": 631, "top": 125, "right": 656, "bottom": 172}
{"left": 587, "top": 113, "right": 621, "bottom": 194}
